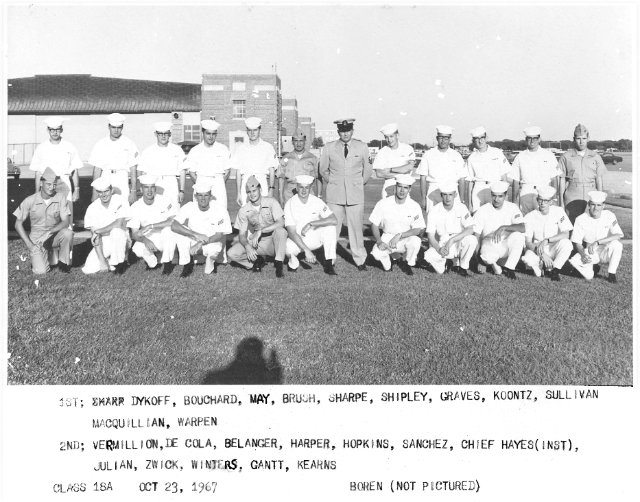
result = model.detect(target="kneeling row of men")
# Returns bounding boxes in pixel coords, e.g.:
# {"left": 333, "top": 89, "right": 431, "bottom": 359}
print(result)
{"left": 15, "top": 169, "right": 623, "bottom": 282}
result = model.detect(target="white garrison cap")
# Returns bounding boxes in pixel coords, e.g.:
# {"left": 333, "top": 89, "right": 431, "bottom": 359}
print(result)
{"left": 201, "top": 119, "right": 220, "bottom": 131}
{"left": 394, "top": 173, "right": 415, "bottom": 186}
{"left": 138, "top": 174, "right": 158, "bottom": 186}
{"left": 380, "top": 123, "right": 399, "bottom": 136}
{"left": 44, "top": 117, "right": 67, "bottom": 129}
{"left": 470, "top": 126, "right": 486, "bottom": 138}
{"left": 523, "top": 126, "right": 542, "bottom": 137}
{"left": 295, "top": 174, "right": 315, "bottom": 186}
{"left": 91, "top": 176, "right": 112, "bottom": 191}
{"left": 490, "top": 180, "right": 510, "bottom": 194}
{"left": 588, "top": 190, "right": 607, "bottom": 204}
{"left": 436, "top": 125, "right": 453, "bottom": 136}
{"left": 537, "top": 185, "right": 556, "bottom": 199}
{"left": 192, "top": 179, "right": 213, "bottom": 194}
{"left": 439, "top": 181, "right": 458, "bottom": 193}
{"left": 245, "top": 117, "right": 262, "bottom": 129}
{"left": 153, "top": 121, "right": 172, "bottom": 133}
{"left": 108, "top": 113, "right": 126, "bottom": 126}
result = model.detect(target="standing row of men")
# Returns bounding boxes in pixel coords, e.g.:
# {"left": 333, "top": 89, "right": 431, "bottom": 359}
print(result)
{"left": 13, "top": 114, "right": 622, "bottom": 282}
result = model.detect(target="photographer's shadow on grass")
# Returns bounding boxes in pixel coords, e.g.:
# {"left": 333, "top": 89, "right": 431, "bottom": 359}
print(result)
{"left": 202, "top": 337, "right": 283, "bottom": 385}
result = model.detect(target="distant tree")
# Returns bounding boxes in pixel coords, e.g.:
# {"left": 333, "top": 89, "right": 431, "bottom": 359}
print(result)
{"left": 311, "top": 137, "right": 324, "bottom": 148}
{"left": 368, "top": 139, "right": 382, "bottom": 148}
{"left": 616, "top": 139, "right": 632, "bottom": 151}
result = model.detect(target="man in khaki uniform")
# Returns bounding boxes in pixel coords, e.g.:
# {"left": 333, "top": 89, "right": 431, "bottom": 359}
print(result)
{"left": 278, "top": 129, "right": 321, "bottom": 206}
{"left": 319, "top": 118, "right": 372, "bottom": 270}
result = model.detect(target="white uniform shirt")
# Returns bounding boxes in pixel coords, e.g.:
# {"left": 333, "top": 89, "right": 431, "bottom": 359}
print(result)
{"left": 175, "top": 202, "right": 232, "bottom": 236}
{"left": 232, "top": 139, "right": 278, "bottom": 176}
{"left": 284, "top": 194, "right": 333, "bottom": 233}
{"left": 372, "top": 143, "right": 416, "bottom": 172}
{"left": 509, "top": 148, "right": 559, "bottom": 195}
{"left": 184, "top": 142, "right": 231, "bottom": 177}
{"left": 466, "top": 146, "right": 510, "bottom": 182}
{"left": 415, "top": 148, "right": 466, "bottom": 184}
{"left": 84, "top": 194, "right": 130, "bottom": 230}
{"left": 89, "top": 136, "right": 139, "bottom": 173}
{"left": 473, "top": 201, "right": 524, "bottom": 237}
{"left": 369, "top": 196, "right": 425, "bottom": 235}
{"left": 137, "top": 143, "right": 186, "bottom": 177}
{"left": 127, "top": 195, "right": 177, "bottom": 230}
{"left": 426, "top": 200, "right": 474, "bottom": 239}
{"left": 30, "top": 139, "right": 84, "bottom": 177}
{"left": 571, "top": 210, "right": 623, "bottom": 244}
{"left": 524, "top": 206, "right": 572, "bottom": 242}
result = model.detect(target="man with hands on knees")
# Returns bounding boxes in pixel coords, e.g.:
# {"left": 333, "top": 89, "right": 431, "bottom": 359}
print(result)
{"left": 284, "top": 175, "right": 339, "bottom": 275}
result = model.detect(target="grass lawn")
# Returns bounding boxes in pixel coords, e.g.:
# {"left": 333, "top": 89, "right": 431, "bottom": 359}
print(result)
{"left": 5, "top": 180, "right": 633, "bottom": 385}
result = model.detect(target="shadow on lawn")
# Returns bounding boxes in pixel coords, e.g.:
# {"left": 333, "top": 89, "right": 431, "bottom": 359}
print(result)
{"left": 201, "top": 337, "right": 283, "bottom": 385}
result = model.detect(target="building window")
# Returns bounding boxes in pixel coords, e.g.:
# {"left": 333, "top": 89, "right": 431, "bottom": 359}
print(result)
{"left": 183, "top": 125, "right": 201, "bottom": 142}
{"left": 232, "top": 82, "right": 246, "bottom": 91}
{"left": 233, "top": 100, "right": 246, "bottom": 119}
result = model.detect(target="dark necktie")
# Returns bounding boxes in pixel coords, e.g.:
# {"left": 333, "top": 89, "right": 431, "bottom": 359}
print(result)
{"left": 343, "top": 143, "right": 348, "bottom": 158}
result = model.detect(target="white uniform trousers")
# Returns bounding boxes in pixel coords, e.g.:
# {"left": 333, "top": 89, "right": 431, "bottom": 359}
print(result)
{"left": 131, "top": 227, "right": 176, "bottom": 267}
{"left": 521, "top": 239, "right": 572, "bottom": 275}
{"left": 105, "top": 170, "right": 131, "bottom": 201}
{"left": 285, "top": 226, "right": 337, "bottom": 270}
{"left": 175, "top": 234, "right": 224, "bottom": 273}
{"left": 328, "top": 203, "right": 366, "bottom": 266}
{"left": 371, "top": 233, "right": 422, "bottom": 271}
{"left": 424, "top": 234, "right": 478, "bottom": 273}
{"left": 470, "top": 181, "right": 492, "bottom": 214}
{"left": 82, "top": 228, "right": 128, "bottom": 274}
{"left": 479, "top": 232, "right": 525, "bottom": 270}
{"left": 569, "top": 241, "right": 623, "bottom": 280}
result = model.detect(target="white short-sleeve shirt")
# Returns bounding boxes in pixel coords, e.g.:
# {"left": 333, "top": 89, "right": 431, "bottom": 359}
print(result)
{"left": 284, "top": 194, "right": 333, "bottom": 233}
{"left": 84, "top": 194, "right": 130, "bottom": 230}
{"left": 509, "top": 148, "right": 559, "bottom": 194}
{"left": 369, "top": 196, "right": 425, "bottom": 235}
{"left": 372, "top": 143, "right": 416, "bottom": 172}
{"left": 184, "top": 142, "right": 231, "bottom": 176}
{"left": 473, "top": 201, "right": 524, "bottom": 237}
{"left": 415, "top": 148, "right": 466, "bottom": 184}
{"left": 127, "top": 195, "right": 177, "bottom": 230}
{"left": 571, "top": 210, "right": 623, "bottom": 244}
{"left": 524, "top": 206, "right": 573, "bottom": 242}
{"left": 30, "top": 140, "right": 84, "bottom": 176}
{"left": 175, "top": 202, "right": 232, "bottom": 236}
{"left": 466, "top": 146, "right": 510, "bottom": 182}
{"left": 426, "top": 200, "right": 474, "bottom": 238}
{"left": 232, "top": 139, "right": 278, "bottom": 176}
{"left": 137, "top": 143, "right": 186, "bottom": 177}
{"left": 89, "top": 136, "right": 139, "bottom": 172}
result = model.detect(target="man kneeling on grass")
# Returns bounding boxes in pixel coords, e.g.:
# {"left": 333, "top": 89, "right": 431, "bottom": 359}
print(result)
{"left": 423, "top": 180, "right": 476, "bottom": 276}
{"left": 369, "top": 173, "right": 425, "bottom": 275}
{"left": 472, "top": 180, "right": 525, "bottom": 279}
{"left": 82, "top": 175, "right": 130, "bottom": 275}
{"left": 284, "top": 175, "right": 338, "bottom": 275}
{"left": 569, "top": 190, "right": 624, "bottom": 283}
{"left": 127, "top": 174, "right": 178, "bottom": 274}
{"left": 171, "top": 179, "right": 232, "bottom": 278}
{"left": 227, "top": 175, "right": 288, "bottom": 278}
{"left": 13, "top": 167, "right": 74, "bottom": 274}
{"left": 521, "top": 186, "right": 573, "bottom": 281}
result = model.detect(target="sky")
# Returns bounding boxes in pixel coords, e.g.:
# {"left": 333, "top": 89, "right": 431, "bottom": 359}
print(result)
{"left": 4, "top": 2, "right": 636, "bottom": 145}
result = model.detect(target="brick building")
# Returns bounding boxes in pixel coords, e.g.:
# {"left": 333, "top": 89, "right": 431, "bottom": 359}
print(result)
{"left": 299, "top": 117, "right": 315, "bottom": 146}
{"left": 281, "top": 98, "right": 298, "bottom": 136}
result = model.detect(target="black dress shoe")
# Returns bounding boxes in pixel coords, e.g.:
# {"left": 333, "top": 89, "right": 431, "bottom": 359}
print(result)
{"left": 457, "top": 268, "right": 470, "bottom": 277}
{"left": 57, "top": 262, "right": 71, "bottom": 273}
{"left": 503, "top": 268, "right": 517, "bottom": 280}
{"left": 549, "top": 268, "right": 561, "bottom": 281}
{"left": 114, "top": 262, "right": 127, "bottom": 275}
{"left": 252, "top": 256, "right": 265, "bottom": 273}
{"left": 299, "top": 261, "right": 312, "bottom": 270}
{"left": 180, "top": 262, "right": 194, "bottom": 278}
{"left": 593, "top": 264, "right": 601, "bottom": 276}
{"left": 398, "top": 261, "right": 414, "bottom": 276}
{"left": 357, "top": 264, "right": 368, "bottom": 272}
{"left": 162, "top": 262, "right": 175, "bottom": 275}
{"left": 324, "top": 262, "right": 337, "bottom": 276}
{"left": 607, "top": 273, "right": 617, "bottom": 284}
{"left": 287, "top": 265, "right": 297, "bottom": 272}
{"left": 275, "top": 260, "right": 284, "bottom": 278}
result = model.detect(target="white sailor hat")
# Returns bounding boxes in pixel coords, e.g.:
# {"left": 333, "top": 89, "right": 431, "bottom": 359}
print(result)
{"left": 436, "top": 125, "right": 453, "bottom": 136}
{"left": 380, "top": 123, "right": 399, "bottom": 136}
{"left": 91, "top": 176, "right": 112, "bottom": 191}
{"left": 192, "top": 179, "right": 213, "bottom": 194}
{"left": 153, "top": 121, "right": 172, "bottom": 133}
{"left": 470, "top": 126, "right": 486, "bottom": 138}
{"left": 108, "top": 113, "right": 126, "bottom": 126}
{"left": 439, "top": 181, "right": 458, "bottom": 194}
{"left": 245, "top": 117, "right": 262, "bottom": 129}
{"left": 587, "top": 190, "right": 607, "bottom": 204}
{"left": 201, "top": 119, "right": 220, "bottom": 131}
{"left": 44, "top": 117, "right": 67, "bottom": 129}
{"left": 523, "top": 126, "right": 542, "bottom": 137}
{"left": 138, "top": 174, "right": 158, "bottom": 186}
{"left": 490, "top": 181, "right": 510, "bottom": 194}
{"left": 394, "top": 173, "right": 415, "bottom": 186}
{"left": 537, "top": 186, "right": 556, "bottom": 199}
{"left": 295, "top": 174, "right": 315, "bottom": 186}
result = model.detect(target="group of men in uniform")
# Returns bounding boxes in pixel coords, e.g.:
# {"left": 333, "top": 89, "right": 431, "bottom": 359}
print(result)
{"left": 13, "top": 115, "right": 624, "bottom": 283}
